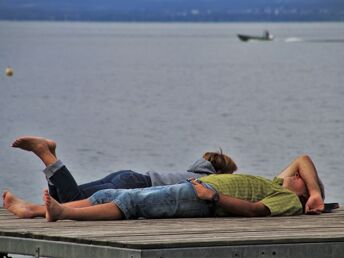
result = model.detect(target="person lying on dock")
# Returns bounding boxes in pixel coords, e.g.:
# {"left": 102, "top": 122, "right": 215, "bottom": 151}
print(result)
{"left": 10, "top": 136, "right": 236, "bottom": 203}
{"left": 3, "top": 155, "right": 325, "bottom": 221}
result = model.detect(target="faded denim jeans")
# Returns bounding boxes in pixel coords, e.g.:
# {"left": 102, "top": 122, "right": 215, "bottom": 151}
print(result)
{"left": 89, "top": 182, "right": 213, "bottom": 219}
{"left": 44, "top": 160, "right": 151, "bottom": 203}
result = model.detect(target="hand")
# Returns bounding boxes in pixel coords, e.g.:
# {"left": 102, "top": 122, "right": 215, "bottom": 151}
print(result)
{"left": 190, "top": 178, "right": 216, "bottom": 201}
{"left": 305, "top": 194, "right": 324, "bottom": 215}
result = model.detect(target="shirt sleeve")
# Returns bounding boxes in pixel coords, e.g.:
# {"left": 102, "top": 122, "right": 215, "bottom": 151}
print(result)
{"left": 260, "top": 191, "right": 303, "bottom": 216}
{"left": 272, "top": 177, "right": 284, "bottom": 185}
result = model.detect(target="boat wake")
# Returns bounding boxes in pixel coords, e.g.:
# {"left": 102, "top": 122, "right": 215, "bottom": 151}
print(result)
{"left": 285, "top": 37, "right": 344, "bottom": 43}
{"left": 284, "top": 37, "right": 303, "bottom": 43}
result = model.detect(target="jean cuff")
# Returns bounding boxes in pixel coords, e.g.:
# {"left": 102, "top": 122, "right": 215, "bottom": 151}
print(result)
{"left": 42, "top": 159, "right": 64, "bottom": 180}
{"left": 203, "top": 183, "right": 217, "bottom": 192}
{"left": 88, "top": 196, "right": 129, "bottom": 219}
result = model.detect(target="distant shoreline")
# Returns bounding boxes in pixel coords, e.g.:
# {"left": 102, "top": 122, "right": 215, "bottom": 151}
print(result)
{"left": 0, "top": 19, "right": 343, "bottom": 23}
{"left": 1, "top": 0, "right": 343, "bottom": 23}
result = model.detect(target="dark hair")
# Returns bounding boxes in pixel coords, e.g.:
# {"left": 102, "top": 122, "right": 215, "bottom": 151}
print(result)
{"left": 203, "top": 149, "right": 237, "bottom": 174}
{"left": 318, "top": 177, "right": 325, "bottom": 200}
{"left": 299, "top": 195, "right": 308, "bottom": 213}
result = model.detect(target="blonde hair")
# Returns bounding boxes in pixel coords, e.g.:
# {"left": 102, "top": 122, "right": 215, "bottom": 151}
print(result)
{"left": 202, "top": 149, "right": 237, "bottom": 174}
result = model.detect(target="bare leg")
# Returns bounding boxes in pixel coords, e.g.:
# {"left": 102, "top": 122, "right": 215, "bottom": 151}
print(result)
{"left": 2, "top": 190, "right": 95, "bottom": 219}
{"left": 44, "top": 190, "right": 124, "bottom": 222}
{"left": 11, "top": 136, "right": 85, "bottom": 203}
{"left": 2, "top": 191, "right": 45, "bottom": 218}
{"left": 12, "top": 136, "right": 57, "bottom": 166}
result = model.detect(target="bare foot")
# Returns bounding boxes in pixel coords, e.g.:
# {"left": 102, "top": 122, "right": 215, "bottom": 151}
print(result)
{"left": 12, "top": 136, "right": 57, "bottom": 157}
{"left": 3, "top": 191, "right": 36, "bottom": 218}
{"left": 12, "top": 136, "right": 57, "bottom": 156}
{"left": 44, "top": 189, "right": 64, "bottom": 222}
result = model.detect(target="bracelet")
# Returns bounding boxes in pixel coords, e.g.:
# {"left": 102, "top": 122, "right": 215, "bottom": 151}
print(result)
{"left": 211, "top": 192, "right": 220, "bottom": 203}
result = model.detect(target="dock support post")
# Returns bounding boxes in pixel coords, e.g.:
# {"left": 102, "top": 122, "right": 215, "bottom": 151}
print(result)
{"left": 35, "top": 247, "right": 40, "bottom": 258}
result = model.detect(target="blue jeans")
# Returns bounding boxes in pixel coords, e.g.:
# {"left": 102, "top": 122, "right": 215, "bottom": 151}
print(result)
{"left": 46, "top": 161, "right": 152, "bottom": 203}
{"left": 89, "top": 182, "right": 213, "bottom": 219}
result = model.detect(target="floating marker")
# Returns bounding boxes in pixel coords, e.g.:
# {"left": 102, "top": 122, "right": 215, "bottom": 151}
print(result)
{"left": 5, "top": 67, "right": 14, "bottom": 77}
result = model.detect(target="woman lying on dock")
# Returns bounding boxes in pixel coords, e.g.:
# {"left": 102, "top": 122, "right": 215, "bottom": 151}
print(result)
{"left": 3, "top": 154, "right": 325, "bottom": 221}
{"left": 10, "top": 136, "right": 237, "bottom": 204}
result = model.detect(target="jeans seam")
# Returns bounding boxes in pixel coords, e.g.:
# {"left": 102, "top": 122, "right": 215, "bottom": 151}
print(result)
{"left": 112, "top": 199, "right": 130, "bottom": 219}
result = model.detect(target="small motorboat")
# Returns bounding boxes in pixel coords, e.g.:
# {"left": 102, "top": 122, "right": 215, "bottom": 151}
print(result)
{"left": 237, "top": 30, "right": 274, "bottom": 42}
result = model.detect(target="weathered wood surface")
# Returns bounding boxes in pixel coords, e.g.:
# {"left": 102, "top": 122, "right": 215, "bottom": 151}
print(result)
{"left": 0, "top": 207, "right": 343, "bottom": 250}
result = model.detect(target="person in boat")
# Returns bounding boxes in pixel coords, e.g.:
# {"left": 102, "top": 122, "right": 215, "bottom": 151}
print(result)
{"left": 10, "top": 136, "right": 237, "bottom": 203}
{"left": 3, "top": 154, "right": 325, "bottom": 221}
{"left": 263, "top": 30, "right": 271, "bottom": 39}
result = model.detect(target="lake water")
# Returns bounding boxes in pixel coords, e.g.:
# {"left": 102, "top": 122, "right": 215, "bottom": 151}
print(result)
{"left": 0, "top": 21, "right": 343, "bottom": 204}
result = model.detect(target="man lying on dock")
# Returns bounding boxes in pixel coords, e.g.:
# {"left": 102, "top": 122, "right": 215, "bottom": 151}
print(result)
{"left": 3, "top": 154, "right": 325, "bottom": 221}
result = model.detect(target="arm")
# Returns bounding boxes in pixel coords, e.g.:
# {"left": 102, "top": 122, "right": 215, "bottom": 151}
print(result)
{"left": 191, "top": 180, "right": 270, "bottom": 217}
{"left": 278, "top": 155, "right": 324, "bottom": 214}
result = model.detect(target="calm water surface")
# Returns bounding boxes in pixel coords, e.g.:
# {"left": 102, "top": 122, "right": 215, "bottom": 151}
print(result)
{"left": 0, "top": 22, "right": 343, "bottom": 204}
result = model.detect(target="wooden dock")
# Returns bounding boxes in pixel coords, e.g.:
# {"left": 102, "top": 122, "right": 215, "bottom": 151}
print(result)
{"left": 0, "top": 207, "right": 343, "bottom": 258}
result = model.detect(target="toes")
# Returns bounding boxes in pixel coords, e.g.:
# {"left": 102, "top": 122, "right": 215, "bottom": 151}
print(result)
{"left": 12, "top": 137, "right": 26, "bottom": 147}
{"left": 11, "top": 140, "right": 20, "bottom": 147}
{"left": 43, "top": 190, "right": 51, "bottom": 204}
{"left": 2, "top": 191, "right": 8, "bottom": 200}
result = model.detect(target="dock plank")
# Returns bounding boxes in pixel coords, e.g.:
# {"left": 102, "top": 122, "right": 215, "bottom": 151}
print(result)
{"left": 0, "top": 207, "right": 343, "bottom": 257}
